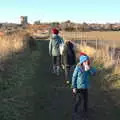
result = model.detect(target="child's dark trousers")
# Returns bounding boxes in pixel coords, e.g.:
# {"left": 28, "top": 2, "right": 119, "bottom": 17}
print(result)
{"left": 73, "top": 89, "right": 88, "bottom": 113}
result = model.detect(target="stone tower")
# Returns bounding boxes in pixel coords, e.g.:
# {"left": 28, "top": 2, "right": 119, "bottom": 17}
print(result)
{"left": 20, "top": 16, "right": 28, "bottom": 25}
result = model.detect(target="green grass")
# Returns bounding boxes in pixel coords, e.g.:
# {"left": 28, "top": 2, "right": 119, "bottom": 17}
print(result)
{"left": 0, "top": 49, "right": 38, "bottom": 120}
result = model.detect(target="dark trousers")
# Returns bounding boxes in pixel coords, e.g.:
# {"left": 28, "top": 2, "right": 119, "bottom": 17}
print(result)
{"left": 73, "top": 89, "right": 88, "bottom": 113}
{"left": 64, "top": 65, "right": 71, "bottom": 81}
{"left": 64, "top": 65, "right": 75, "bottom": 83}
{"left": 52, "top": 55, "right": 61, "bottom": 66}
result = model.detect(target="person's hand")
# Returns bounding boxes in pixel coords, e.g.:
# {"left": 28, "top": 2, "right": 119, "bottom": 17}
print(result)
{"left": 83, "top": 61, "right": 90, "bottom": 71}
{"left": 84, "top": 64, "right": 90, "bottom": 71}
{"left": 72, "top": 88, "right": 76, "bottom": 94}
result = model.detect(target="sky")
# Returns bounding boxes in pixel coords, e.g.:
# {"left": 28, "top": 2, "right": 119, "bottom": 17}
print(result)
{"left": 0, "top": 0, "right": 120, "bottom": 24}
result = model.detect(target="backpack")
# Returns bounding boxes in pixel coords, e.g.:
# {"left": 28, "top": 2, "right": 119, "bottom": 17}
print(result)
{"left": 55, "top": 36, "right": 64, "bottom": 55}
{"left": 67, "top": 42, "right": 75, "bottom": 57}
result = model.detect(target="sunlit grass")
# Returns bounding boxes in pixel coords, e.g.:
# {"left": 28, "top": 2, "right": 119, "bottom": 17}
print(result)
{"left": 77, "top": 43, "right": 120, "bottom": 89}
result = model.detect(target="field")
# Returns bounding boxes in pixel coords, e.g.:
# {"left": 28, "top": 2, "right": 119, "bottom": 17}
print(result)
{"left": 61, "top": 31, "right": 120, "bottom": 40}
{"left": 61, "top": 31, "right": 120, "bottom": 47}
{"left": 0, "top": 30, "right": 120, "bottom": 120}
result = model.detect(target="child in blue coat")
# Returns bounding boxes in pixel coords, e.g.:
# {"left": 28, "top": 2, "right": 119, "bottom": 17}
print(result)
{"left": 72, "top": 55, "right": 96, "bottom": 115}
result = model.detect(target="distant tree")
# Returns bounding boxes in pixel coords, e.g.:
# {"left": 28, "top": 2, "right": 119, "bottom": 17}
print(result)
{"left": 0, "top": 24, "right": 2, "bottom": 28}
{"left": 51, "top": 22, "right": 60, "bottom": 28}
{"left": 108, "top": 24, "right": 113, "bottom": 30}
{"left": 82, "top": 22, "right": 89, "bottom": 31}
{"left": 65, "top": 20, "right": 71, "bottom": 23}
{"left": 34, "top": 20, "right": 41, "bottom": 25}
{"left": 103, "top": 24, "right": 113, "bottom": 31}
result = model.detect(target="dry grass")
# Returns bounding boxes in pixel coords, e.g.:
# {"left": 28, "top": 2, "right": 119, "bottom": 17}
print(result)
{"left": 0, "top": 32, "right": 29, "bottom": 59}
{"left": 112, "top": 66, "right": 120, "bottom": 89}
{"left": 61, "top": 31, "right": 120, "bottom": 48}
{"left": 77, "top": 43, "right": 114, "bottom": 66}
{"left": 76, "top": 43, "right": 120, "bottom": 89}
{"left": 62, "top": 31, "right": 120, "bottom": 41}
{"left": 113, "top": 65, "right": 120, "bottom": 74}
{"left": 0, "top": 31, "right": 31, "bottom": 72}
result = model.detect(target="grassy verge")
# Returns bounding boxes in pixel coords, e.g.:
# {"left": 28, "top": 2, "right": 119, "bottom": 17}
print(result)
{"left": 0, "top": 32, "right": 37, "bottom": 120}
{"left": 0, "top": 48, "right": 41, "bottom": 120}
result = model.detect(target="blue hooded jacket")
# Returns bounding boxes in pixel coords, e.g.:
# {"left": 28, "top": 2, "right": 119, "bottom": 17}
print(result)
{"left": 72, "top": 55, "right": 96, "bottom": 89}
{"left": 49, "top": 34, "right": 64, "bottom": 56}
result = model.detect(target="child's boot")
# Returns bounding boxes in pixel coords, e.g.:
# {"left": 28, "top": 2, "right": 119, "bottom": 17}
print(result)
{"left": 56, "top": 66, "right": 60, "bottom": 76}
{"left": 52, "top": 65, "right": 56, "bottom": 74}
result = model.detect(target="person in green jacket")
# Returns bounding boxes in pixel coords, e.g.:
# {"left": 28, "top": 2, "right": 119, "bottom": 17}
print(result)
{"left": 49, "top": 28, "right": 64, "bottom": 75}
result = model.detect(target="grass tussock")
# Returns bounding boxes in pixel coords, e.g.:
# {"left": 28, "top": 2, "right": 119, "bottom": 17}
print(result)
{"left": 0, "top": 32, "right": 31, "bottom": 57}
{"left": 77, "top": 43, "right": 120, "bottom": 89}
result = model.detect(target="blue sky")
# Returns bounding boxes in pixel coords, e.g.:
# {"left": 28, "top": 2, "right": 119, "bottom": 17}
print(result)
{"left": 0, "top": 0, "right": 120, "bottom": 23}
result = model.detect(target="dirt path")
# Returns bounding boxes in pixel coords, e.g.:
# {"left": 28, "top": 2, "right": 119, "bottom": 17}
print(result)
{"left": 18, "top": 40, "right": 120, "bottom": 120}
{"left": 26, "top": 40, "right": 72, "bottom": 120}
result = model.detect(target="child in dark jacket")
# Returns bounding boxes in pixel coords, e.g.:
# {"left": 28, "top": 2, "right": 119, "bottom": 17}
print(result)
{"left": 62, "top": 40, "right": 76, "bottom": 84}
{"left": 72, "top": 55, "right": 96, "bottom": 116}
